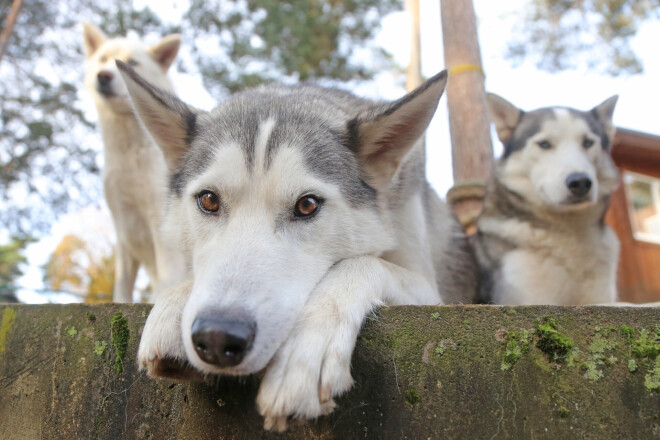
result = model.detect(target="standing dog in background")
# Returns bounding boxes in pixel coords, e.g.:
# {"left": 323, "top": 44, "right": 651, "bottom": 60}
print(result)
{"left": 83, "top": 23, "right": 186, "bottom": 302}
{"left": 117, "top": 62, "right": 478, "bottom": 430}
{"left": 473, "top": 93, "right": 620, "bottom": 305}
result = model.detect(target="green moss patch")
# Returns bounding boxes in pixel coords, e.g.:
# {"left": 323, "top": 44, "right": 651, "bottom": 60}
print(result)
{"left": 94, "top": 340, "right": 108, "bottom": 356}
{"left": 583, "top": 330, "right": 617, "bottom": 381}
{"left": 110, "top": 312, "right": 130, "bottom": 373}
{"left": 0, "top": 307, "right": 16, "bottom": 354}
{"left": 645, "top": 358, "right": 660, "bottom": 392}
{"left": 631, "top": 328, "right": 660, "bottom": 359}
{"left": 535, "top": 317, "right": 573, "bottom": 363}
{"left": 404, "top": 387, "right": 421, "bottom": 406}
{"left": 501, "top": 329, "right": 531, "bottom": 371}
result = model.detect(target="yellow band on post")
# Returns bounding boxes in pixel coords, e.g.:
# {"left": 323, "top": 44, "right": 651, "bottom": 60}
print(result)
{"left": 448, "top": 64, "right": 485, "bottom": 77}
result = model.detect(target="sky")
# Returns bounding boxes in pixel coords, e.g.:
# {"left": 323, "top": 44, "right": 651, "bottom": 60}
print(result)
{"left": 15, "top": 0, "right": 660, "bottom": 303}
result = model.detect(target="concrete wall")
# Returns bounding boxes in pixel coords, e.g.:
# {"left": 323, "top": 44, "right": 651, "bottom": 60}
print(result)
{"left": 0, "top": 303, "right": 659, "bottom": 439}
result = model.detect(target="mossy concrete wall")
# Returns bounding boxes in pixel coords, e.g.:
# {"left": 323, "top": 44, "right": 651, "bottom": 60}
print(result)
{"left": 0, "top": 304, "right": 659, "bottom": 439}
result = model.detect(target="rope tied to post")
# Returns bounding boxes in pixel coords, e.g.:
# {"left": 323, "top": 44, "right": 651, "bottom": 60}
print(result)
{"left": 446, "top": 179, "right": 488, "bottom": 234}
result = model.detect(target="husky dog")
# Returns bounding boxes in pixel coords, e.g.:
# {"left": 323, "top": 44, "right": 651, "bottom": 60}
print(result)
{"left": 83, "top": 23, "right": 186, "bottom": 302}
{"left": 474, "top": 93, "right": 620, "bottom": 305}
{"left": 116, "top": 62, "right": 477, "bottom": 430}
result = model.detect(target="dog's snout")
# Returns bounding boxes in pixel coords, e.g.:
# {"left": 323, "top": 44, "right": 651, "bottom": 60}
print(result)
{"left": 566, "top": 173, "right": 592, "bottom": 197}
{"left": 191, "top": 316, "right": 256, "bottom": 367}
{"left": 97, "top": 71, "right": 113, "bottom": 87}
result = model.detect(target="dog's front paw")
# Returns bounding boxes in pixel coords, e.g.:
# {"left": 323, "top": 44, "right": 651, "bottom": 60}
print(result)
{"left": 256, "top": 320, "right": 355, "bottom": 431}
{"left": 137, "top": 280, "right": 203, "bottom": 381}
{"left": 137, "top": 324, "right": 200, "bottom": 381}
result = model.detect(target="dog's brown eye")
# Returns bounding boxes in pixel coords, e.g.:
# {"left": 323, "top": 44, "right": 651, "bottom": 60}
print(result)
{"left": 197, "top": 191, "right": 220, "bottom": 214}
{"left": 294, "top": 195, "right": 320, "bottom": 218}
{"left": 537, "top": 140, "right": 552, "bottom": 150}
{"left": 583, "top": 138, "right": 594, "bottom": 148}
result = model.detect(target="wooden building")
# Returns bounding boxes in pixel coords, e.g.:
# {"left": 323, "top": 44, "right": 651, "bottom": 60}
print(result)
{"left": 607, "top": 128, "right": 660, "bottom": 303}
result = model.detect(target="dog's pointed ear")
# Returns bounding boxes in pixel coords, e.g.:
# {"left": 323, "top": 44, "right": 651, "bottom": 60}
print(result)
{"left": 83, "top": 22, "right": 107, "bottom": 59}
{"left": 149, "top": 34, "right": 181, "bottom": 71}
{"left": 350, "top": 70, "right": 447, "bottom": 189}
{"left": 486, "top": 93, "right": 522, "bottom": 143}
{"left": 591, "top": 95, "right": 618, "bottom": 138}
{"left": 116, "top": 60, "right": 201, "bottom": 169}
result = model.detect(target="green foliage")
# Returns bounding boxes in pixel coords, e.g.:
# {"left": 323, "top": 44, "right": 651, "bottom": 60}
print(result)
{"left": 42, "top": 234, "right": 114, "bottom": 302}
{"left": 184, "top": 0, "right": 399, "bottom": 95}
{"left": 506, "top": 0, "right": 660, "bottom": 75}
{"left": 0, "top": 236, "right": 34, "bottom": 301}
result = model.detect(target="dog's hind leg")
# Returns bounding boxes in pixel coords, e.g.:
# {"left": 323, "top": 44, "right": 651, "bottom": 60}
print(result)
{"left": 113, "top": 243, "right": 139, "bottom": 303}
{"left": 256, "top": 255, "right": 439, "bottom": 431}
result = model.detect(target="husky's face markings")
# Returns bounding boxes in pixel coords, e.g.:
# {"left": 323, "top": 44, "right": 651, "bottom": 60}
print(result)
{"left": 179, "top": 140, "right": 355, "bottom": 374}
{"left": 117, "top": 62, "right": 447, "bottom": 376}
{"left": 83, "top": 23, "right": 180, "bottom": 114}
{"left": 487, "top": 94, "right": 619, "bottom": 210}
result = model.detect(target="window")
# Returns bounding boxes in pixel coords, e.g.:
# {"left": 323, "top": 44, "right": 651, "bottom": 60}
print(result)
{"left": 624, "top": 171, "right": 660, "bottom": 244}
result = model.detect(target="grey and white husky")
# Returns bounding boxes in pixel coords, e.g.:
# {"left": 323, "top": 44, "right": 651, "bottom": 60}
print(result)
{"left": 116, "top": 62, "right": 477, "bottom": 430}
{"left": 474, "top": 93, "right": 620, "bottom": 305}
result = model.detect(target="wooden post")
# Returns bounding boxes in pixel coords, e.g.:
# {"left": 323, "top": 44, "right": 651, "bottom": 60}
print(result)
{"left": 405, "top": 0, "right": 423, "bottom": 92}
{"left": 0, "top": 0, "right": 24, "bottom": 65}
{"left": 440, "top": 0, "right": 493, "bottom": 234}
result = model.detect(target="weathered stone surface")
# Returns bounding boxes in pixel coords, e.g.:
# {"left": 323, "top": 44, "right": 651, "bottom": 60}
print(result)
{"left": 0, "top": 304, "right": 659, "bottom": 439}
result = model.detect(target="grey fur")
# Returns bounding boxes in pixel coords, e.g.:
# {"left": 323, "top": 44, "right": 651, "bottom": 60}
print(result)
{"left": 503, "top": 106, "right": 613, "bottom": 158}
{"left": 170, "top": 85, "right": 381, "bottom": 206}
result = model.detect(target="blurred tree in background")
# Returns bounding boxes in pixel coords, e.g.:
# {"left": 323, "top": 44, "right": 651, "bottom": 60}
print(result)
{"left": 0, "top": 0, "right": 173, "bottom": 235}
{"left": 507, "top": 0, "right": 660, "bottom": 75}
{"left": 184, "top": 0, "right": 399, "bottom": 95}
{"left": 42, "top": 234, "right": 113, "bottom": 302}
{"left": 0, "top": 235, "right": 33, "bottom": 301}
{"left": 0, "top": 0, "right": 399, "bottom": 236}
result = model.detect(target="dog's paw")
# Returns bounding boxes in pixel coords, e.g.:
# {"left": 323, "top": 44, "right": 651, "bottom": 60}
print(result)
{"left": 137, "top": 279, "right": 203, "bottom": 381}
{"left": 256, "top": 320, "right": 355, "bottom": 431}
{"left": 137, "top": 333, "right": 203, "bottom": 381}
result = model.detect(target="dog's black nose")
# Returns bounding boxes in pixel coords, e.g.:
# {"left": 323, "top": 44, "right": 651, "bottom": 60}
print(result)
{"left": 191, "top": 316, "right": 256, "bottom": 367}
{"left": 566, "top": 173, "right": 592, "bottom": 197}
{"left": 97, "top": 71, "right": 113, "bottom": 87}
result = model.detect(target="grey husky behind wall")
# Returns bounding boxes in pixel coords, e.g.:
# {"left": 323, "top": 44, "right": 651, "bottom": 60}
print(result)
{"left": 474, "top": 93, "right": 620, "bottom": 305}
{"left": 117, "top": 62, "right": 477, "bottom": 430}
